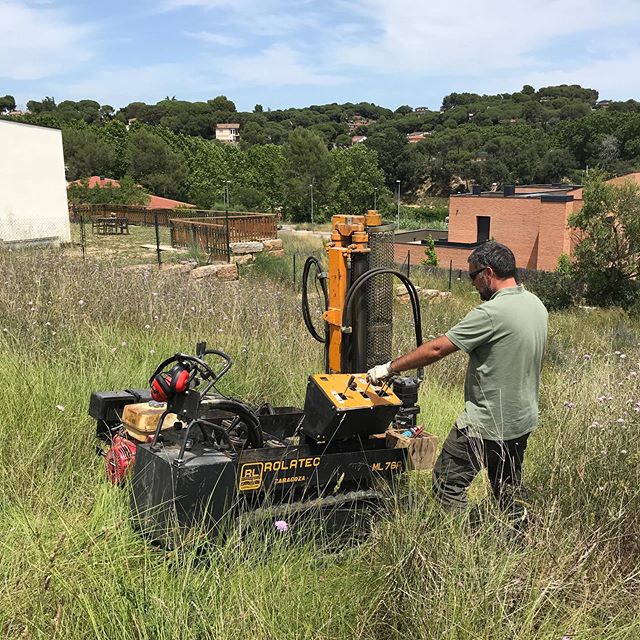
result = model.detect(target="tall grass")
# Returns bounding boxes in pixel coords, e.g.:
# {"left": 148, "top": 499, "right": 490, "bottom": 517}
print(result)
{"left": 0, "top": 243, "right": 638, "bottom": 639}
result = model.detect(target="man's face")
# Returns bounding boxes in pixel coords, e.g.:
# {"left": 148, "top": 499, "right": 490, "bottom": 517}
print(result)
{"left": 468, "top": 262, "right": 494, "bottom": 301}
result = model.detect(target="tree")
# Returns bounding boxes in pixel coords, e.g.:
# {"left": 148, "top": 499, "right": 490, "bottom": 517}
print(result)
{"left": 422, "top": 235, "right": 438, "bottom": 267}
{"left": 67, "top": 175, "right": 149, "bottom": 206}
{"left": 395, "top": 105, "right": 413, "bottom": 115}
{"left": 0, "top": 95, "right": 16, "bottom": 113}
{"left": 329, "top": 144, "right": 388, "bottom": 215}
{"left": 62, "top": 128, "right": 117, "bottom": 180}
{"left": 127, "top": 127, "right": 188, "bottom": 199}
{"left": 282, "top": 128, "right": 331, "bottom": 221}
{"left": 254, "top": 104, "right": 264, "bottom": 113}
{"left": 569, "top": 173, "right": 640, "bottom": 308}
{"left": 208, "top": 95, "right": 236, "bottom": 112}
{"left": 27, "top": 96, "right": 56, "bottom": 113}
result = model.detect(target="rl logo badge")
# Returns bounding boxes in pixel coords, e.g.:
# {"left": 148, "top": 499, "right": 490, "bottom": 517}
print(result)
{"left": 239, "top": 462, "right": 263, "bottom": 491}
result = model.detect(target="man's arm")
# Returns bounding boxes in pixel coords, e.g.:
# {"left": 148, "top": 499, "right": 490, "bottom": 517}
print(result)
{"left": 390, "top": 335, "right": 459, "bottom": 374}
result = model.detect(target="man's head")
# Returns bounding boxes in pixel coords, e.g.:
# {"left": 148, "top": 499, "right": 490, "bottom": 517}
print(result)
{"left": 467, "top": 242, "right": 517, "bottom": 301}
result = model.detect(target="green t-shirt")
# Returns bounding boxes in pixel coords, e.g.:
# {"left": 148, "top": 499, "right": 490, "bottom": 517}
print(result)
{"left": 445, "top": 285, "right": 548, "bottom": 441}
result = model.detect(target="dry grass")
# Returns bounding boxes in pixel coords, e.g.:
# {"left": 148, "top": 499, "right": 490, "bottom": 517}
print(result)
{"left": 0, "top": 238, "right": 638, "bottom": 639}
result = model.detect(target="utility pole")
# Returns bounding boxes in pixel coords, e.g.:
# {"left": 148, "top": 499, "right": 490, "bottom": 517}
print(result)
{"left": 309, "top": 182, "right": 314, "bottom": 225}
{"left": 395, "top": 180, "right": 401, "bottom": 229}
{"left": 373, "top": 187, "right": 378, "bottom": 210}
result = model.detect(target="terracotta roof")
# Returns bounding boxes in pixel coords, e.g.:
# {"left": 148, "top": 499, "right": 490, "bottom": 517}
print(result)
{"left": 216, "top": 123, "right": 240, "bottom": 128}
{"left": 147, "top": 194, "right": 196, "bottom": 209}
{"left": 67, "top": 176, "right": 196, "bottom": 209}
{"left": 607, "top": 172, "right": 640, "bottom": 187}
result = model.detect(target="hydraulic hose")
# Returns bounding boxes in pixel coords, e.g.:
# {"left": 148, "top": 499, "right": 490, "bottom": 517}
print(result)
{"left": 301, "top": 256, "right": 328, "bottom": 343}
{"left": 204, "top": 398, "right": 264, "bottom": 448}
{"left": 342, "top": 268, "right": 424, "bottom": 380}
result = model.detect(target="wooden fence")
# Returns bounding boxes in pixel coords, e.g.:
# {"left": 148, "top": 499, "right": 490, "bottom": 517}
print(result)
{"left": 170, "top": 215, "right": 278, "bottom": 261}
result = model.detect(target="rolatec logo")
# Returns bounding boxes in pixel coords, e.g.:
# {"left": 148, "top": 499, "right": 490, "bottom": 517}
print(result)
{"left": 239, "top": 462, "right": 263, "bottom": 491}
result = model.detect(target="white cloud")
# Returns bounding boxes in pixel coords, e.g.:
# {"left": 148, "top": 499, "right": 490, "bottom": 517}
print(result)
{"left": 519, "top": 49, "right": 640, "bottom": 100}
{"left": 60, "top": 63, "right": 206, "bottom": 107}
{"left": 184, "top": 30, "right": 244, "bottom": 48}
{"left": 0, "top": 1, "right": 94, "bottom": 80}
{"left": 329, "top": 0, "right": 640, "bottom": 75}
{"left": 219, "top": 44, "right": 347, "bottom": 88}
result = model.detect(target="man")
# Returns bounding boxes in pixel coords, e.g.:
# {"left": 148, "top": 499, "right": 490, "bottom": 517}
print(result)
{"left": 367, "top": 242, "right": 548, "bottom": 522}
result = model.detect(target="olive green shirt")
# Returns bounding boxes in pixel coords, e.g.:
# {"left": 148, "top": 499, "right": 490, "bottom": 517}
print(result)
{"left": 445, "top": 285, "right": 548, "bottom": 441}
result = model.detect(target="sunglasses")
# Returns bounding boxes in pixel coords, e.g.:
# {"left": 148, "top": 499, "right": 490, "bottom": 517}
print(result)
{"left": 468, "top": 267, "right": 486, "bottom": 282}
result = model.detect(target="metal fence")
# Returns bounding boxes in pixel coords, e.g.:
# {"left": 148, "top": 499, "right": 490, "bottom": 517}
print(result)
{"left": 70, "top": 204, "right": 278, "bottom": 230}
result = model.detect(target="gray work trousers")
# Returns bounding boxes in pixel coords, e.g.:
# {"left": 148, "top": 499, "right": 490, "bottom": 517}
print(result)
{"left": 432, "top": 426, "right": 530, "bottom": 518}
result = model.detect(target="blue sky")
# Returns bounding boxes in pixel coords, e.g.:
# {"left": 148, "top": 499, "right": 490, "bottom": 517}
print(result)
{"left": 2, "top": 0, "right": 640, "bottom": 112}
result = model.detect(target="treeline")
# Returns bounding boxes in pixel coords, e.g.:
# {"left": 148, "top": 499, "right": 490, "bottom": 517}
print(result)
{"left": 4, "top": 84, "right": 640, "bottom": 220}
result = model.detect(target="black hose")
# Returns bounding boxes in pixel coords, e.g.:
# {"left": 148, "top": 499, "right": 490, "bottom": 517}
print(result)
{"left": 342, "top": 268, "right": 424, "bottom": 379}
{"left": 204, "top": 398, "right": 264, "bottom": 448}
{"left": 301, "top": 256, "right": 328, "bottom": 343}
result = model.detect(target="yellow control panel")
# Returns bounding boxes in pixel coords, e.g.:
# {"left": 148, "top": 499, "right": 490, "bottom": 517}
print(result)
{"left": 310, "top": 373, "right": 402, "bottom": 411}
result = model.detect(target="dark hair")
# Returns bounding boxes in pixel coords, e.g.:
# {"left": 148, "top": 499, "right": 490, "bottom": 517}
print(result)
{"left": 468, "top": 241, "right": 516, "bottom": 279}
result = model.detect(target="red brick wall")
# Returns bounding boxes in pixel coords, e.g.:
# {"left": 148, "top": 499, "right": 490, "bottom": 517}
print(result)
{"left": 394, "top": 242, "right": 472, "bottom": 270}
{"left": 447, "top": 195, "right": 575, "bottom": 270}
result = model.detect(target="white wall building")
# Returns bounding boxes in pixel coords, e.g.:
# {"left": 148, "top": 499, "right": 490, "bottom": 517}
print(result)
{"left": 215, "top": 123, "right": 240, "bottom": 144}
{"left": 0, "top": 120, "right": 70, "bottom": 246}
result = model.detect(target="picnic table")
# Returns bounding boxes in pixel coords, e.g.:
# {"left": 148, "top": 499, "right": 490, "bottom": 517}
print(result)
{"left": 92, "top": 216, "right": 129, "bottom": 235}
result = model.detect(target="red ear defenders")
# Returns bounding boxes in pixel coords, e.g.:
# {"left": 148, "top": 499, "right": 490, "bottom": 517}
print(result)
{"left": 150, "top": 363, "right": 192, "bottom": 402}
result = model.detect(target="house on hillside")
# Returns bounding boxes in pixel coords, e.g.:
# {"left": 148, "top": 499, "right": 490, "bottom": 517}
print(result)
{"left": 67, "top": 176, "right": 196, "bottom": 209}
{"left": 0, "top": 120, "right": 70, "bottom": 247}
{"left": 351, "top": 135, "right": 367, "bottom": 145}
{"left": 406, "top": 131, "right": 431, "bottom": 143}
{"left": 215, "top": 123, "right": 240, "bottom": 144}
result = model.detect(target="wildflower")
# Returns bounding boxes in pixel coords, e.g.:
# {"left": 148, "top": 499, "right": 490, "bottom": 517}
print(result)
{"left": 56, "top": 405, "right": 65, "bottom": 412}
{"left": 620, "top": 353, "right": 627, "bottom": 359}
{"left": 78, "top": 299, "right": 85, "bottom": 306}
{"left": 617, "top": 418, "right": 625, "bottom": 425}
{"left": 150, "top": 349, "right": 156, "bottom": 355}
{"left": 144, "top": 324, "right": 151, "bottom": 330}
{"left": 110, "top": 347, "right": 117, "bottom": 353}
{"left": 590, "top": 421, "right": 601, "bottom": 429}
{"left": 563, "top": 401, "right": 575, "bottom": 409}
{"left": 121, "top": 341, "right": 127, "bottom": 347}
{"left": 583, "top": 353, "right": 592, "bottom": 360}
{"left": 274, "top": 520, "right": 289, "bottom": 532}
{"left": 621, "top": 450, "right": 628, "bottom": 455}
{"left": 614, "top": 350, "right": 621, "bottom": 355}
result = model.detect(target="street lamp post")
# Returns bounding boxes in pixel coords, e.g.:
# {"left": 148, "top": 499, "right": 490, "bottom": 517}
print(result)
{"left": 373, "top": 187, "right": 378, "bottom": 210}
{"left": 395, "top": 180, "right": 401, "bottom": 229}
{"left": 309, "top": 183, "right": 314, "bottom": 225}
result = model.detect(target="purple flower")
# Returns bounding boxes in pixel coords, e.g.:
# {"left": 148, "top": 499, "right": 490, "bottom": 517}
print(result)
{"left": 274, "top": 520, "right": 289, "bottom": 533}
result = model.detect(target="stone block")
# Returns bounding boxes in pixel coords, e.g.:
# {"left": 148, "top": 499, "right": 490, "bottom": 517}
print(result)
{"left": 231, "top": 254, "right": 255, "bottom": 265}
{"left": 230, "top": 241, "right": 264, "bottom": 254}
{"left": 268, "top": 249, "right": 286, "bottom": 258}
{"left": 160, "top": 262, "right": 195, "bottom": 275}
{"left": 191, "top": 263, "right": 238, "bottom": 281}
{"left": 263, "top": 238, "right": 284, "bottom": 251}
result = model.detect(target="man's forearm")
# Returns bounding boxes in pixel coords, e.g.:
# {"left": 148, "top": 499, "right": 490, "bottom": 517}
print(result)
{"left": 390, "top": 335, "right": 458, "bottom": 373}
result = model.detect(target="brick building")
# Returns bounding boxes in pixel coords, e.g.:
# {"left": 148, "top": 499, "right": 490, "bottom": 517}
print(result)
{"left": 395, "top": 174, "right": 640, "bottom": 271}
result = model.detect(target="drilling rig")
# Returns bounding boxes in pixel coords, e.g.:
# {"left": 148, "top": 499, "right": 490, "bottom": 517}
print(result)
{"left": 89, "top": 211, "right": 424, "bottom": 545}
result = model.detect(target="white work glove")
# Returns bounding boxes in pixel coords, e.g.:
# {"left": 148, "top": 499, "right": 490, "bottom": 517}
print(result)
{"left": 367, "top": 361, "right": 394, "bottom": 385}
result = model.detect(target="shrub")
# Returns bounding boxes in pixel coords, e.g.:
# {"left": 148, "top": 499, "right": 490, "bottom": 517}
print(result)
{"left": 521, "top": 270, "right": 578, "bottom": 311}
